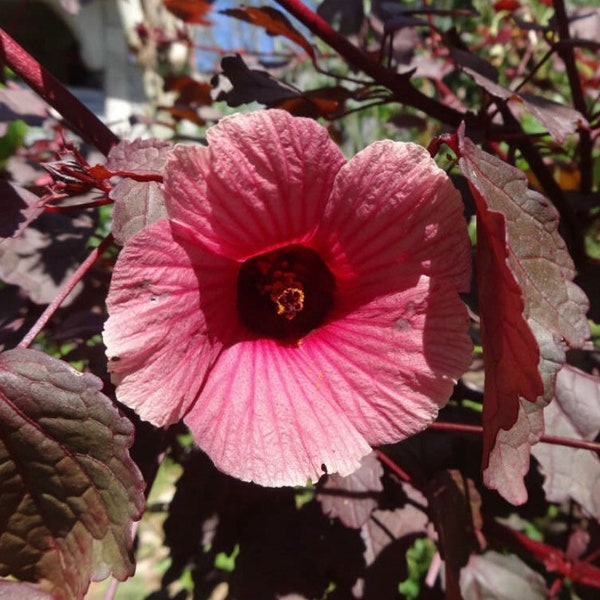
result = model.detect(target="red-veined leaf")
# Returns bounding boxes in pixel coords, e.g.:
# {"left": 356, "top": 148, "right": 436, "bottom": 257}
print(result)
{"left": 221, "top": 6, "right": 316, "bottom": 63}
{"left": 0, "top": 349, "right": 145, "bottom": 599}
{"left": 452, "top": 124, "right": 589, "bottom": 504}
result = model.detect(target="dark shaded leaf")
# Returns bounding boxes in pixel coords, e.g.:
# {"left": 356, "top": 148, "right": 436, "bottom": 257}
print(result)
{"left": 0, "top": 181, "right": 45, "bottom": 240}
{"left": 212, "top": 55, "right": 299, "bottom": 107}
{"left": 231, "top": 501, "right": 364, "bottom": 600}
{"left": 0, "top": 86, "right": 48, "bottom": 135}
{"left": 361, "top": 506, "right": 428, "bottom": 566}
{"left": 454, "top": 126, "right": 589, "bottom": 504}
{"left": 460, "top": 551, "right": 547, "bottom": 599}
{"left": 532, "top": 365, "right": 600, "bottom": 518}
{"left": 0, "top": 210, "right": 96, "bottom": 305}
{"left": 317, "top": 451, "right": 383, "bottom": 528}
{"left": 462, "top": 67, "right": 588, "bottom": 142}
{"left": 106, "top": 139, "right": 171, "bottom": 243}
{"left": 427, "top": 470, "right": 483, "bottom": 598}
{"left": 317, "top": 0, "right": 365, "bottom": 36}
{"left": 0, "top": 349, "right": 145, "bottom": 599}
{"left": 221, "top": 6, "right": 316, "bottom": 62}
{"left": 213, "top": 56, "right": 349, "bottom": 117}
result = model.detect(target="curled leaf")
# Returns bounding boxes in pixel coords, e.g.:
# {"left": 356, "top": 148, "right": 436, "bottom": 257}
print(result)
{"left": 532, "top": 365, "right": 600, "bottom": 519}
{"left": 453, "top": 125, "right": 589, "bottom": 504}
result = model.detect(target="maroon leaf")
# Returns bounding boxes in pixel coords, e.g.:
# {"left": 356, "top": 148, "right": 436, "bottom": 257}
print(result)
{"left": 317, "top": 451, "right": 383, "bottom": 528}
{"left": 0, "top": 210, "right": 96, "bottom": 305}
{"left": 163, "top": 0, "right": 213, "bottom": 24}
{"left": 106, "top": 138, "right": 171, "bottom": 244}
{"left": 0, "top": 181, "right": 45, "bottom": 241}
{"left": 317, "top": 0, "right": 365, "bottom": 36}
{"left": 462, "top": 67, "right": 587, "bottom": 142}
{"left": 532, "top": 365, "right": 600, "bottom": 518}
{"left": 427, "top": 470, "right": 484, "bottom": 598}
{"left": 453, "top": 125, "right": 589, "bottom": 504}
{"left": 0, "top": 349, "right": 145, "bottom": 599}
{"left": 221, "top": 6, "right": 316, "bottom": 62}
{"left": 361, "top": 504, "right": 428, "bottom": 566}
{"left": 212, "top": 55, "right": 300, "bottom": 108}
{"left": 460, "top": 551, "right": 547, "bottom": 599}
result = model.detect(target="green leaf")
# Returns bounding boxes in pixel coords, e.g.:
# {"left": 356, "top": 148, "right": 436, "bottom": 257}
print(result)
{"left": 0, "top": 349, "right": 145, "bottom": 599}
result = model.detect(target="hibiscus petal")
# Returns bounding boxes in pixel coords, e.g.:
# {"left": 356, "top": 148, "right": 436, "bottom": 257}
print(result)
{"left": 184, "top": 276, "right": 469, "bottom": 487}
{"left": 164, "top": 110, "right": 346, "bottom": 260}
{"left": 311, "top": 275, "right": 472, "bottom": 445}
{"left": 104, "top": 219, "right": 240, "bottom": 426}
{"left": 316, "top": 140, "right": 471, "bottom": 298}
{"left": 184, "top": 336, "right": 372, "bottom": 487}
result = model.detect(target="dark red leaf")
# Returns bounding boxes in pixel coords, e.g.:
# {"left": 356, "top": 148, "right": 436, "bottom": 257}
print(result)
{"left": 0, "top": 349, "right": 145, "bottom": 599}
{"left": 163, "top": 74, "right": 213, "bottom": 107}
{"left": 163, "top": 0, "right": 213, "bottom": 24}
{"left": 0, "top": 210, "right": 96, "bottom": 305}
{"left": 462, "top": 67, "right": 588, "bottom": 142}
{"left": 454, "top": 125, "right": 589, "bottom": 504}
{"left": 317, "top": 452, "right": 383, "bottom": 529}
{"left": 221, "top": 6, "right": 316, "bottom": 62}
{"left": 492, "top": 0, "right": 521, "bottom": 11}
{"left": 0, "top": 181, "right": 45, "bottom": 241}
{"left": 361, "top": 504, "right": 428, "bottom": 566}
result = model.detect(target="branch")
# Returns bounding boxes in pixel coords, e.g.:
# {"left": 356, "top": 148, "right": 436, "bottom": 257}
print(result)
{"left": 552, "top": 0, "right": 593, "bottom": 194}
{"left": 0, "top": 28, "right": 119, "bottom": 155}
{"left": 273, "top": 0, "right": 466, "bottom": 127}
{"left": 429, "top": 421, "right": 600, "bottom": 453}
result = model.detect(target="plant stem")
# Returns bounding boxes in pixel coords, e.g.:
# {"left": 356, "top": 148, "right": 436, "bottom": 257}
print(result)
{"left": 273, "top": 0, "right": 466, "bottom": 127}
{"left": 552, "top": 0, "right": 593, "bottom": 194}
{"left": 17, "top": 233, "right": 114, "bottom": 349}
{"left": 429, "top": 421, "right": 600, "bottom": 453}
{"left": 0, "top": 28, "right": 119, "bottom": 155}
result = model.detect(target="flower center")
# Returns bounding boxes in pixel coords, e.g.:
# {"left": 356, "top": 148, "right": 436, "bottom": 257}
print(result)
{"left": 237, "top": 244, "right": 335, "bottom": 341}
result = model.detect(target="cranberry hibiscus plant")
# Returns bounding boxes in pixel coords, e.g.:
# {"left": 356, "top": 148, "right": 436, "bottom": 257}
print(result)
{"left": 1, "top": 0, "right": 599, "bottom": 598}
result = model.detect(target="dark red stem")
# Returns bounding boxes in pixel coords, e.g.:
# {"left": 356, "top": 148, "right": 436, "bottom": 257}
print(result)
{"left": 273, "top": 0, "right": 466, "bottom": 127}
{"left": 429, "top": 421, "right": 600, "bottom": 453}
{"left": 0, "top": 28, "right": 119, "bottom": 156}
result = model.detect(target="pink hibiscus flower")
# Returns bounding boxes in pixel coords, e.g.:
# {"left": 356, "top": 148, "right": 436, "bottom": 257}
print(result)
{"left": 104, "top": 110, "right": 472, "bottom": 486}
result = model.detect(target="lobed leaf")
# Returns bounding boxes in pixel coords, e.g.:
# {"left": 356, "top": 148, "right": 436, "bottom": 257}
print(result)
{"left": 455, "top": 125, "right": 589, "bottom": 504}
{"left": 221, "top": 6, "right": 316, "bottom": 63}
{"left": 317, "top": 451, "right": 383, "bottom": 529}
{"left": 0, "top": 349, "right": 145, "bottom": 599}
{"left": 0, "top": 181, "right": 45, "bottom": 241}
{"left": 0, "top": 210, "right": 96, "bottom": 306}
{"left": 106, "top": 138, "right": 171, "bottom": 244}
{"left": 532, "top": 365, "right": 600, "bottom": 519}
{"left": 462, "top": 67, "right": 588, "bottom": 143}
